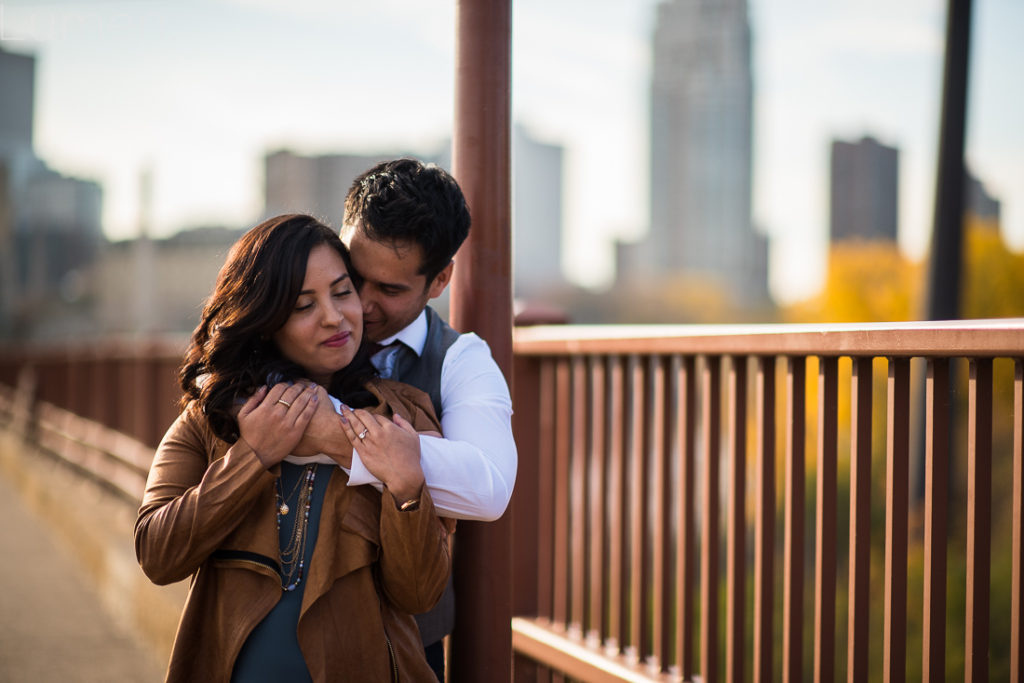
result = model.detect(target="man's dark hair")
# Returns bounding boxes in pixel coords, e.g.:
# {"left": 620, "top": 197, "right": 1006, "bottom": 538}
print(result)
{"left": 344, "top": 157, "right": 471, "bottom": 284}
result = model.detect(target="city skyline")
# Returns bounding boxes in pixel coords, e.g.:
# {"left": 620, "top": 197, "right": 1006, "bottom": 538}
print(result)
{"left": 2, "top": 0, "right": 1021, "bottom": 304}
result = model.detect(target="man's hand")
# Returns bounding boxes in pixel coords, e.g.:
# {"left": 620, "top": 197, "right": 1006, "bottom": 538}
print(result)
{"left": 292, "top": 384, "right": 354, "bottom": 468}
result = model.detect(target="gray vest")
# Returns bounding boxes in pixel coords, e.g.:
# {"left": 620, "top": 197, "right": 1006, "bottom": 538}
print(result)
{"left": 387, "top": 306, "right": 460, "bottom": 647}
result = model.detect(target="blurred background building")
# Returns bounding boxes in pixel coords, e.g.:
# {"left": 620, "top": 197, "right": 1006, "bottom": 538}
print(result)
{"left": 617, "top": 0, "right": 770, "bottom": 312}
{"left": 1, "top": 46, "right": 103, "bottom": 340}
{"left": 964, "top": 168, "right": 1001, "bottom": 224}
{"left": 263, "top": 123, "right": 566, "bottom": 304}
{"left": 829, "top": 136, "right": 900, "bottom": 244}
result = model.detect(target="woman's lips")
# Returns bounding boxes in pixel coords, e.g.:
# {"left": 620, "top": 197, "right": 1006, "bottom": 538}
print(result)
{"left": 323, "top": 332, "right": 350, "bottom": 347}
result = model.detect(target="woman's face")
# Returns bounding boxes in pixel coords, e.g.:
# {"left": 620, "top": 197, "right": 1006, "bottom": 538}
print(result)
{"left": 272, "top": 244, "right": 363, "bottom": 385}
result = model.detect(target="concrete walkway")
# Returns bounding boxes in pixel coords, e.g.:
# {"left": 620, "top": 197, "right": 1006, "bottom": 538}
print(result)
{"left": 0, "top": 473, "right": 164, "bottom": 683}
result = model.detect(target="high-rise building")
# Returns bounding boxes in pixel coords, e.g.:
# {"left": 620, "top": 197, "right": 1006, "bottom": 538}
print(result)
{"left": 626, "top": 0, "right": 769, "bottom": 308}
{"left": 829, "top": 136, "right": 899, "bottom": 243}
{"left": 263, "top": 127, "right": 566, "bottom": 299}
{"left": 264, "top": 150, "right": 394, "bottom": 229}
{"left": 0, "top": 45, "right": 37, "bottom": 179}
{"left": 511, "top": 126, "right": 564, "bottom": 299}
{"left": 1, "top": 46, "right": 103, "bottom": 339}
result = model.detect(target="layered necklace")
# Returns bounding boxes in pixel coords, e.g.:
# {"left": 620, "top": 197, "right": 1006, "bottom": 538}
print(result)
{"left": 275, "top": 464, "right": 318, "bottom": 592}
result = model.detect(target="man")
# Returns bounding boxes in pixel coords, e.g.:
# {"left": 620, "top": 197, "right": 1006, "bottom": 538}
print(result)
{"left": 340, "top": 157, "right": 517, "bottom": 679}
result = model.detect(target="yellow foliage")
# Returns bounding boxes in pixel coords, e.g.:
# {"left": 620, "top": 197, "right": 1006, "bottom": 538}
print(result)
{"left": 785, "top": 241, "right": 922, "bottom": 322}
{"left": 786, "top": 217, "right": 1024, "bottom": 323}
{"left": 962, "top": 216, "right": 1024, "bottom": 318}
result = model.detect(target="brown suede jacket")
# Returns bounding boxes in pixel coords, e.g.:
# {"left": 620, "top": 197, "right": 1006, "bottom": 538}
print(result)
{"left": 135, "top": 379, "right": 450, "bottom": 682}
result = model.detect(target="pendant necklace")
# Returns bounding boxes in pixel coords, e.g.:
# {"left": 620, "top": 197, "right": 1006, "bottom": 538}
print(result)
{"left": 275, "top": 464, "right": 318, "bottom": 591}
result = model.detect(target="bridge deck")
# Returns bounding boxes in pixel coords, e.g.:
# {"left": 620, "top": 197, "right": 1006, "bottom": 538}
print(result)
{"left": 0, "top": 471, "right": 163, "bottom": 682}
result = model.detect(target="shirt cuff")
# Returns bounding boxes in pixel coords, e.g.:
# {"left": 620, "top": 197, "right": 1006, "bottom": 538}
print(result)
{"left": 346, "top": 448, "right": 377, "bottom": 486}
{"left": 327, "top": 393, "right": 374, "bottom": 485}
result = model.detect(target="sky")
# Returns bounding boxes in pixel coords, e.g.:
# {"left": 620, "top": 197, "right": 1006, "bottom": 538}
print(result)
{"left": 2, "top": 0, "right": 1022, "bottom": 304}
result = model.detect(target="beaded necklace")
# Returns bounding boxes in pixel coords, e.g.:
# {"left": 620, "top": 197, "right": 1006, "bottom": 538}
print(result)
{"left": 275, "top": 464, "right": 318, "bottom": 592}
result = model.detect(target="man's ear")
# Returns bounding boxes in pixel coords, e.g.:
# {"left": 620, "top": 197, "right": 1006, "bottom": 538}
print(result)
{"left": 427, "top": 261, "right": 454, "bottom": 299}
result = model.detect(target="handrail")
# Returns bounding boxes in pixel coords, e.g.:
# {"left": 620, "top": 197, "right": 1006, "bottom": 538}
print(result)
{"left": 514, "top": 318, "right": 1024, "bottom": 357}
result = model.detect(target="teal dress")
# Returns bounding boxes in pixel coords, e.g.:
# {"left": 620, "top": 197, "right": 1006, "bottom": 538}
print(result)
{"left": 231, "top": 462, "right": 334, "bottom": 682}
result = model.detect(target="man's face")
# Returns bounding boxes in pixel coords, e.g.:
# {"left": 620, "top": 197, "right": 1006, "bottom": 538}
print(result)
{"left": 340, "top": 221, "right": 452, "bottom": 342}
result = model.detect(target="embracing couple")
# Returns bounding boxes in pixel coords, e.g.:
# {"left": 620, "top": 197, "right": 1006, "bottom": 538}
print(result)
{"left": 135, "top": 158, "right": 517, "bottom": 682}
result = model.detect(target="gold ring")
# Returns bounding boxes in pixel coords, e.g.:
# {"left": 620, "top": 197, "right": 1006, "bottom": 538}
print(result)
{"left": 358, "top": 428, "right": 369, "bottom": 440}
{"left": 277, "top": 399, "right": 291, "bottom": 408}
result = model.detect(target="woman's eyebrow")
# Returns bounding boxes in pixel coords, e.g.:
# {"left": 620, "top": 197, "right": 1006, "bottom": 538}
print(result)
{"left": 298, "top": 273, "right": 350, "bottom": 295}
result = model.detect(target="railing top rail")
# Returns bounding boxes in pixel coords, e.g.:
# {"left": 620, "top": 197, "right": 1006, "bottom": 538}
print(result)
{"left": 0, "top": 334, "right": 189, "bottom": 361}
{"left": 513, "top": 318, "right": 1024, "bottom": 358}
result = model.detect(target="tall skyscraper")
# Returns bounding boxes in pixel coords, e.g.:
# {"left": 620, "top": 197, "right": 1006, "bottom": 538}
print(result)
{"left": 829, "top": 135, "right": 899, "bottom": 243}
{"left": 1, "top": 46, "right": 103, "bottom": 339}
{"left": 628, "top": 0, "right": 769, "bottom": 308}
{"left": 0, "top": 46, "right": 35, "bottom": 164}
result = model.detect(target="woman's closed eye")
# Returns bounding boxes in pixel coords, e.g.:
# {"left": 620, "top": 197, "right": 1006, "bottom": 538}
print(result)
{"left": 293, "top": 289, "right": 350, "bottom": 312}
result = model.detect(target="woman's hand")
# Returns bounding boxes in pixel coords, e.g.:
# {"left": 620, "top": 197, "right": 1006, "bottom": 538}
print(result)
{"left": 340, "top": 406, "right": 425, "bottom": 504}
{"left": 237, "top": 382, "right": 318, "bottom": 468}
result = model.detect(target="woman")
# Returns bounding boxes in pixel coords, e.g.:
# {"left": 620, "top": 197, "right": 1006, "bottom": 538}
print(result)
{"left": 135, "top": 214, "right": 449, "bottom": 682}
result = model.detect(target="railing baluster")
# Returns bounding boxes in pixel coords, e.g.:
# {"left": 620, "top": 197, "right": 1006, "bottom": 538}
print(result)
{"left": 570, "top": 357, "right": 587, "bottom": 634}
{"left": 512, "top": 360, "right": 541, "bottom": 613}
{"left": 815, "top": 356, "right": 838, "bottom": 683}
{"left": 656, "top": 355, "right": 674, "bottom": 673}
{"left": 702, "top": 355, "right": 722, "bottom": 683}
{"left": 627, "top": 354, "right": 647, "bottom": 661}
{"left": 513, "top": 356, "right": 542, "bottom": 683}
{"left": 1012, "top": 358, "right": 1023, "bottom": 683}
{"left": 846, "top": 357, "right": 872, "bottom": 683}
{"left": 586, "top": 356, "right": 607, "bottom": 644}
{"left": 754, "top": 356, "right": 776, "bottom": 683}
{"left": 884, "top": 357, "right": 910, "bottom": 683}
{"left": 607, "top": 356, "right": 626, "bottom": 652}
{"left": 537, "top": 359, "right": 557, "bottom": 621}
{"left": 784, "top": 357, "right": 806, "bottom": 683}
{"left": 923, "top": 357, "right": 950, "bottom": 682}
{"left": 727, "top": 356, "right": 748, "bottom": 683}
{"left": 553, "top": 359, "right": 572, "bottom": 627}
{"left": 647, "top": 356, "right": 669, "bottom": 670}
{"left": 966, "top": 358, "right": 992, "bottom": 683}
{"left": 677, "top": 355, "right": 698, "bottom": 678}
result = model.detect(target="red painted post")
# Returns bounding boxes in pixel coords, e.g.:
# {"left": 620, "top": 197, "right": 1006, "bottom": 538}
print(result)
{"left": 450, "top": 0, "right": 513, "bottom": 681}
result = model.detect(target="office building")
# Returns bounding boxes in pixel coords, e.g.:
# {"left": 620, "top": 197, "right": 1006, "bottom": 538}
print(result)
{"left": 1, "top": 46, "right": 103, "bottom": 339}
{"left": 263, "top": 126, "right": 566, "bottom": 298}
{"left": 627, "top": 0, "right": 769, "bottom": 308}
{"left": 829, "top": 136, "right": 899, "bottom": 243}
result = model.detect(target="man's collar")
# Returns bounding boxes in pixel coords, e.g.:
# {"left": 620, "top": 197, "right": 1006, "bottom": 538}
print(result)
{"left": 375, "top": 309, "right": 427, "bottom": 356}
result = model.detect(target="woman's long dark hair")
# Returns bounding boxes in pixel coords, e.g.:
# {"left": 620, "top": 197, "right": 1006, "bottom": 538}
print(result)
{"left": 180, "top": 214, "right": 377, "bottom": 442}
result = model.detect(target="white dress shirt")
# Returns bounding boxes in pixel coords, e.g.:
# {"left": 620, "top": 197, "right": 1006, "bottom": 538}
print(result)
{"left": 343, "top": 310, "right": 517, "bottom": 521}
